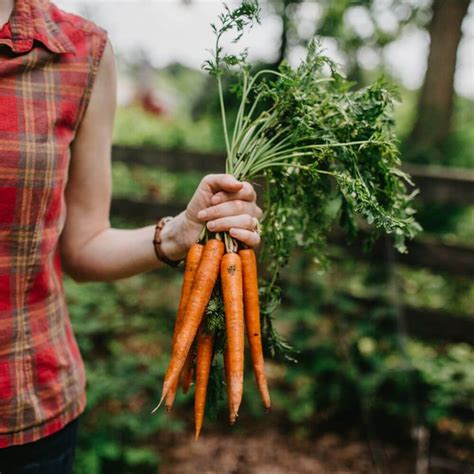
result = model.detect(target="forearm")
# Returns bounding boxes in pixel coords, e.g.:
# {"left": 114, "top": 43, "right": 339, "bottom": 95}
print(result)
{"left": 62, "top": 42, "right": 260, "bottom": 283}
{"left": 62, "top": 211, "right": 200, "bottom": 282}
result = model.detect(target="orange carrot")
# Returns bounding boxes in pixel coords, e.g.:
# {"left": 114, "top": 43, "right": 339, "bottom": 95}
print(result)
{"left": 223, "top": 345, "right": 235, "bottom": 423}
{"left": 239, "top": 248, "right": 271, "bottom": 410}
{"left": 194, "top": 327, "right": 215, "bottom": 440}
{"left": 181, "top": 350, "right": 195, "bottom": 394}
{"left": 221, "top": 252, "right": 244, "bottom": 423}
{"left": 154, "top": 238, "right": 224, "bottom": 411}
{"left": 165, "top": 243, "right": 204, "bottom": 411}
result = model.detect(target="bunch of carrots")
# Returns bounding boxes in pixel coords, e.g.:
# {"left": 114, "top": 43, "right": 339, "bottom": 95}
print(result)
{"left": 153, "top": 233, "right": 270, "bottom": 440}
{"left": 151, "top": 0, "right": 419, "bottom": 439}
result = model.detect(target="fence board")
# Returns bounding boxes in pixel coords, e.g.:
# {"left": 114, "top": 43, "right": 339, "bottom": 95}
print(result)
{"left": 333, "top": 232, "right": 474, "bottom": 277}
{"left": 110, "top": 197, "right": 474, "bottom": 277}
{"left": 112, "top": 146, "right": 474, "bottom": 206}
{"left": 111, "top": 198, "right": 183, "bottom": 222}
{"left": 401, "top": 306, "right": 474, "bottom": 345}
{"left": 338, "top": 295, "right": 474, "bottom": 346}
{"left": 404, "top": 163, "right": 474, "bottom": 206}
{"left": 112, "top": 146, "right": 225, "bottom": 173}
{"left": 279, "top": 273, "right": 474, "bottom": 344}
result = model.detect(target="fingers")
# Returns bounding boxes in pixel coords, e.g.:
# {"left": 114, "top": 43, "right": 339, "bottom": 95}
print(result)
{"left": 195, "top": 175, "right": 261, "bottom": 249}
{"left": 211, "top": 181, "right": 256, "bottom": 206}
{"left": 201, "top": 174, "right": 243, "bottom": 193}
{"left": 229, "top": 228, "right": 260, "bottom": 247}
{"left": 205, "top": 214, "right": 256, "bottom": 233}
{"left": 198, "top": 200, "right": 262, "bottom": 222}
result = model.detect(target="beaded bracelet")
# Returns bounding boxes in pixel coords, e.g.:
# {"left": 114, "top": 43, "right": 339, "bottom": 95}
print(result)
{"left": 153, "top": 216, "right": 183, "bottom": 267}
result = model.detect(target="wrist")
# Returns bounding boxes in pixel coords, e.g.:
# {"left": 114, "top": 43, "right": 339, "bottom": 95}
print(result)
{"left": 159, "top": 212, "right": 201, "bottom": 263}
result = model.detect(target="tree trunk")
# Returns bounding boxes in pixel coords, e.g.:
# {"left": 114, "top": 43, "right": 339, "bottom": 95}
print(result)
{"left": 408, "top": 0, "right": 469, "bottom": 158}
{"left": 276, "top": 0, "right": 291, "bottom": 65}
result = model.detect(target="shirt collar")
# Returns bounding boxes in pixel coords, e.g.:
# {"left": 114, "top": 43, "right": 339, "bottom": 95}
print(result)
{"left": 1, "top": 0, "right": 76, "bottom": 55}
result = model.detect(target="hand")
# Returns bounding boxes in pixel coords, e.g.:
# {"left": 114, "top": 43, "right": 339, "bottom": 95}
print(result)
{"left": 185, "top": 174, "right": 262, "bottom": 248}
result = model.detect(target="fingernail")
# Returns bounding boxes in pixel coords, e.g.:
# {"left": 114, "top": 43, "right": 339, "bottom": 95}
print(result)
{"left": 229, "top": 228, "right": 237, "bottom": 236}
{"left": 208, "top": 221, "right": 215, "bottom": 230}
{"left": 198, "top": 210, "right": 207, "bottom": 220}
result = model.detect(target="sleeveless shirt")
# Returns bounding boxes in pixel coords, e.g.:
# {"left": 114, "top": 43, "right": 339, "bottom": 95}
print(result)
{"left": 0, "top": 0, "right": 107, "bottom": 447}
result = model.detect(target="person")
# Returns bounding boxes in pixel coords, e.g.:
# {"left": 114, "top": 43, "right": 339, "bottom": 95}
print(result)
{"left": 0, "top": 0, "right": 262, "bottom": 472}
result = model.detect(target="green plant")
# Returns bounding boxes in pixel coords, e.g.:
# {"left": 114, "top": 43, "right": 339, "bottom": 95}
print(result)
{"left": 67, "top": 274, "right": 183, "bottom": 474}
{"left": 203, "top": 1, "right": 420, "bottom": 361}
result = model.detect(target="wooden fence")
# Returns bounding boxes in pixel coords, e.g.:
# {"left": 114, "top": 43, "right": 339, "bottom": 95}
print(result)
{"left": 111, "top": 145, "right": 474, "bottom": 345}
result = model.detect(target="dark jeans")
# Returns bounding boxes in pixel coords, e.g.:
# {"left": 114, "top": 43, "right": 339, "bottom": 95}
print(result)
{"left": 0, "top": 418, "right": 79, "bottom": 474}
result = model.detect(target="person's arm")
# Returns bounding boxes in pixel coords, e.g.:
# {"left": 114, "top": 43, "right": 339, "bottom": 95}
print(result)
{"left": 61, "top": 41, "right": 262, "bottom": 282}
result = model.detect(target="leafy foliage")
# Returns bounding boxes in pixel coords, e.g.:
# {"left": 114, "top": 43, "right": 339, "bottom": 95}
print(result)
{"left": 269, "top": 0, "right": 432, "bottom": 83}
{"left": 204, "top": 1, "right": 420, "bottom": 359}
{"left": 204, "top": 286, "right": 226, "bottom": 354}
{"left": 66, "top": 274, "right": 182, "bottom": 474}
{"left": 267, "top": 260, "right": 474, "bottom": 438}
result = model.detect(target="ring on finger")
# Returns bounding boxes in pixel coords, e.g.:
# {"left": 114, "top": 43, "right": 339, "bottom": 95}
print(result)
{"left": 251, "top": 217, "right": 261, "bottom": 234}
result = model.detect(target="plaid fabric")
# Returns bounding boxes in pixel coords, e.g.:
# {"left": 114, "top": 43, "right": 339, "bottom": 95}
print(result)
{"left": 0, "top": 0, "right": 107, "bottom": 447}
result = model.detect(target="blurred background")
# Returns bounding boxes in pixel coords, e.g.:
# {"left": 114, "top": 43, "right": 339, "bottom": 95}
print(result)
{"left": 56, "top": 0, "right": 473, "bottom": 472}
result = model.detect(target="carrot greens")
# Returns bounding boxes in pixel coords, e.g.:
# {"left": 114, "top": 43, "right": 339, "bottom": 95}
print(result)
{"left": 203, "top": 0, "right": 420, "bottom": 360}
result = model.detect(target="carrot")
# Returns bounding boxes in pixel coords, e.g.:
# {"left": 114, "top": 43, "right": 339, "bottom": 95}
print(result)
{"left": 181, "top": 350, "right": 195, "bottom": 394}
{"left": 165, "top": 243, "right": 204, "bottom": 411}
{"left": 223, "top": 345, "right": 235, "bottom": 424}
{"left": 154, "top": 238, "right": 224, "bottom": 412}
{"left": 239, "top": 248, "right": 271, "bottom": 410}
{"left": 194, "top": 327, "right": 215, "bottom": 440}
{"left": 221, "top": 252, "right": 244, "bottom": 423}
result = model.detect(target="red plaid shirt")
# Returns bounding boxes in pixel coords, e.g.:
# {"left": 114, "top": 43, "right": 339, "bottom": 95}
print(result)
{"left": 0, "top": 0, "right": 107, "bottom": 447}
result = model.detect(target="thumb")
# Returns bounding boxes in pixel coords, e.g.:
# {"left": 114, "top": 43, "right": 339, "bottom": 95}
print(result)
{"left": 202, "top": 174, "right": 243, "bottom": 193}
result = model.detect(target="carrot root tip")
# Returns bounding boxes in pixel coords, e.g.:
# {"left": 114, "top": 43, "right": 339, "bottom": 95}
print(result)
{"left": 151, "top": 392, "right": 166, "bottom": 414}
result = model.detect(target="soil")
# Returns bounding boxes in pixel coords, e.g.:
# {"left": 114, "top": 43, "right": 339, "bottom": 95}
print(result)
{"left": 159, "top": 430, "right": 418, "bottom": 474}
